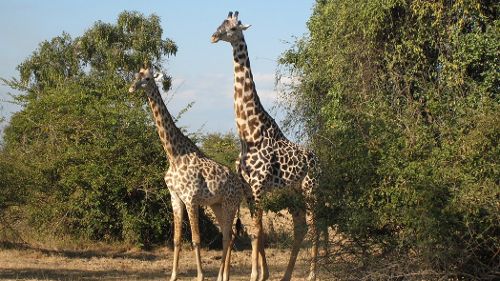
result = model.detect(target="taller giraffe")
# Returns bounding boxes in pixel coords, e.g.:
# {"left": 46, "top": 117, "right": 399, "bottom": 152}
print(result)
{"left": 129, "top": 67, "right": 245, "bottom": 281}
{"left": 211, "top": 12, "right": 320, "bottom": 281}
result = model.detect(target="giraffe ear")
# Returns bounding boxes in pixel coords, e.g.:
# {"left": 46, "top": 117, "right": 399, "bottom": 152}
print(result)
{"left": 240, "top": 24, "right": 251, "bottom": 30}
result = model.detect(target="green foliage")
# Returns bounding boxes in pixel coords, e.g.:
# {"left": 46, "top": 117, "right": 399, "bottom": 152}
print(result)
{"left": 1, "top": 11, "right": 178, "bottom": 247}
{"left": 0, "top": 150, "right": 31, "bottom": 213}
{"left": 200, "top": 132, "right": 240, "bottom": 171}
{"left": 279, "top": 0, "right": 499, "bottom": 278}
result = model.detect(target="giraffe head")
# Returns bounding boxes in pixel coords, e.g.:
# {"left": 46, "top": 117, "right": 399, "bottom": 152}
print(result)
{"left": 211, "top": 11, "right": 251, "bottom": 44}
{"left": 129, "top": 67, "right": 161, "bottom": 94}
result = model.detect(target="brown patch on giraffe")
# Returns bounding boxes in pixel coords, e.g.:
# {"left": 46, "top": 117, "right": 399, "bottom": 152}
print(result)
{"left": 239, "top": 107, "right": 247, "bottom": 120}
{"left": 235, "top": 106, "right": 246, "bottom": 120}
{"left": 247, "top": 100, "right": 255, "bottom": 109}
{"left": 244, "top": 82, "right": 252, "bottom": 92}
{"left": 248, "top": 117, "right": 260, "bottom": 133}
{"left": 235, "top": 65, "right": 244, "bottom": 72}
{"left": 237, "top": 123, "right": 248, "bottom": 139}
{"left": 234, "top": 87, "right": 243, "bottom": 98}
{"left": 243, "top": 94, "right": 253, "bottom": 103}
{"left": 236, "top": 76, "right": 244, "bottom": 84}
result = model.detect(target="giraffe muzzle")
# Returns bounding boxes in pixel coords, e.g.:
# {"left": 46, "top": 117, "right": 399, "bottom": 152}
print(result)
{"left": 210, "top": 35, "right": 220, "bottom": 43}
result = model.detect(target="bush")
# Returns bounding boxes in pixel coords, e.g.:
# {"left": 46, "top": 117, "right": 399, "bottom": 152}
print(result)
{"left": 278, "top": 0, "right": 499, "bottom": 278}
{"left": 2, "top": 11, "right": 180, "bottom": 247}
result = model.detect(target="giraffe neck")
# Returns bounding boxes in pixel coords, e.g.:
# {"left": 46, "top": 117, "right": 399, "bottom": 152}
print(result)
{"left": 145, "top": 83, "right": 201, "bottom": 161}
{"left": 231, "top": 37, "right": 284, "bottom": 143}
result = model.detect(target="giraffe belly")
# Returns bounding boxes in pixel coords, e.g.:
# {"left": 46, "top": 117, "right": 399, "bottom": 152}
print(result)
{"left": 168, "top": 160, "right": 239, "bottom": 207}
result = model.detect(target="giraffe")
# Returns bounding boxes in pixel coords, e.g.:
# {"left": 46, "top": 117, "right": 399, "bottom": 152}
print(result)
{"left": 129, "top": 67, "right": 245, "bottom": 281}
{"left": 211, "top": 12, "right": 320, "bottom": 281}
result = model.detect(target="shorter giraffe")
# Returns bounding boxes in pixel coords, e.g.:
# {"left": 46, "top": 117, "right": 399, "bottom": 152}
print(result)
{"left": 129, "top": 67, "right": 247, "bottom": 281}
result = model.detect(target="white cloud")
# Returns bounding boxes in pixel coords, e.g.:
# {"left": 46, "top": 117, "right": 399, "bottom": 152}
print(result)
{"left": 162, "top": 71, "right": 287, "bottom": 134}
{"left": 253, "top": 72, "right": 276, "bottom": 84}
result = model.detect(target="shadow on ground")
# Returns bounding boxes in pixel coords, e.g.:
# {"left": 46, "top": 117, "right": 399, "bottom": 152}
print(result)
{"left": 0, "top": 241, "right": 158, "bottom": 261}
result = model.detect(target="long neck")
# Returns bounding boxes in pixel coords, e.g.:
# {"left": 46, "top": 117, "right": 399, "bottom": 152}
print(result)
{"left": 231, "top": 37, "right": 283, "bottom": 143}
{"left": 145, "top": 84, "right": 201, "bottom": 161}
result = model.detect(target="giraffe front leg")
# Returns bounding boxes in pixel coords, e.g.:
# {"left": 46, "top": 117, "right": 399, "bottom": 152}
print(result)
{"left": 186, "top": 205, "right": 204, "bottom": 281}
{"left": 249, "top": 207, "right": 263, "bottom": 281}
{"left": 258, "top": 217, "right": 269, "bottom": 281}
{"left": 281, "top": 208, "right": 307, "bottom": 281}
{"left": 169, "top": 191, "right": 184, "bottom": 281}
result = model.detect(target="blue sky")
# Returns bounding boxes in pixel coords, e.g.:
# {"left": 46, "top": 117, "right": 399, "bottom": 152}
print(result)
{"left": 0, "top": 1, "right": 314, "bottom": 137}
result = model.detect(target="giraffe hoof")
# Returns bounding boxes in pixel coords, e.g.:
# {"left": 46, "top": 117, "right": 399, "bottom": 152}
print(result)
{"left": 279, "top": 275, "right": 291, "bottom": 281}
{"left": 263, "top": 269, "right": 270, "bottom": 280}
{"left": 250, "top": 273, "right": 258, "bottom": 281}
{"left": 259, "top": 271, "right": 269, "bottom": 281}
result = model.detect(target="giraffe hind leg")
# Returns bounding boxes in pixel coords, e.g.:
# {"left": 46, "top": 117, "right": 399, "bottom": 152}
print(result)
{"left": 186, "top": 205, "right": 204, "bottom": 281}
{"left": 303, "top": 166, "right": 320, "bottom": 281}
{"left": 281, "top": 207, "right": 307, "bottom": 281}
{"left": 212, "top": 204, "right": 236, "bottom": 281}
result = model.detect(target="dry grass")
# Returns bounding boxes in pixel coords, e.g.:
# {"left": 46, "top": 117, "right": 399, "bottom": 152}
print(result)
{"left": 0, "top": 242, "right": 328, "bottom": 281}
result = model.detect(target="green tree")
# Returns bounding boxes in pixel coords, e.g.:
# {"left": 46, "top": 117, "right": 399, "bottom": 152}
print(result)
{"left": 1, "top": 11, "right": 178, "bottom": 247}
{"left": 200, "top": 132, "right": 240, "bottom": 171}
{"left": 279, "top": 0, "right": 498, "bottom": 278}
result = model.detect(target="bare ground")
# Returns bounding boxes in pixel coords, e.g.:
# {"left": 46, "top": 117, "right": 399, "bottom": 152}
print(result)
{"left": 0, "top": 242, "right": 328, "bottom": 281}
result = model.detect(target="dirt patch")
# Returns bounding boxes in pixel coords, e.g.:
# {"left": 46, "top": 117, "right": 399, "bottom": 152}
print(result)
{"left": 0, "top": 243, "right": 329, "bottom": 281}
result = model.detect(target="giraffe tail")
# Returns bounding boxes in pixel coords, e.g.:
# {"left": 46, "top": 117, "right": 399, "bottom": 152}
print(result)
{"left": 234, "top": 206, "right": 244, "bottom": 238}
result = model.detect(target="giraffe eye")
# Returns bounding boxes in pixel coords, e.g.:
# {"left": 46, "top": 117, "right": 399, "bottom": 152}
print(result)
{"left": 145, "top": 77, "right": 150, "bottom": 81}
{"left": 230, "top": 27, "right": 237, "bottom": 31}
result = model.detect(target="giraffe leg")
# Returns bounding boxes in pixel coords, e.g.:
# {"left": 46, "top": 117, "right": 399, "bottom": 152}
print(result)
{"left": 307, "top": 210, "right": 319, "bottom": 281}
{"left": 221, "top": 211, "right": 235, "bottom": 281}
{"left": 281, "top": 208, "right": 307, "bottom": 281}
{"left": 186, "top": 205, "right": 204, "bottom": 281}
{"left": 258, "top": 217, "right": 269, "bottom": 281}
{"left": 169, "top": 192, "right": 184, "bottom": 281}
{"left": 211, "top": 204, "right": 225, "bottom": 281}
{"left": 304, "top": 171, "right": 320, "bottom": 281}
{"left": 224, "top": 230, "right": 235, "bottom": 281}
{"left": 249, "top": 208, "right": 263, "bottom": 281}
{"left": 212, "top": 204, "right": 234, "bottom": 281}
